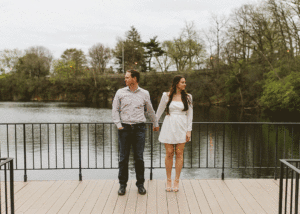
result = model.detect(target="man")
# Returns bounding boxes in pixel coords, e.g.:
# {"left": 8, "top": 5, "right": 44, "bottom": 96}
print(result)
{"left": 112, "top": 70, "right": 159, "bottom": 196}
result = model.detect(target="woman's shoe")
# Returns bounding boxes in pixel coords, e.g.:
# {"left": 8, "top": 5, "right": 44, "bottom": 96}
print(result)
{"left": 165, "top": 178, "right": 172, "bottom": 192}
{"left": 173, "top": 179, "right": 180, "bottom": 192}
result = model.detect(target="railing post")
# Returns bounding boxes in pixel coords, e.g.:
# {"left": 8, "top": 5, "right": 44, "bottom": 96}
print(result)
{"left": 23, "top": 124, "right": 27, "bottom": 182}
{"left": 79, "top": 124, "right": 82, "bottom": 181}
{"left": 4, "top": 164, "right": 8, "bottom": 212}
{"left": 10, "top": 159, "right": 14, "bottom": 214}
{"left": 150, "top": 124, "right": 153, "bottom": 180}
{"left": 275, "top": 125, "right": 278, "bottom": 180}
{"left": 295, "top": 167, "right": 299, "bottom": 214}
{"left": 278, "top": 161, "right": 284, "bottom": 214}
{"left": 222, "top": 124, "right": 225, "bottom": 180}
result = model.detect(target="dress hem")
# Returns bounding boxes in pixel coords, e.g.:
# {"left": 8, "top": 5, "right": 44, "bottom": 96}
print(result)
{"left": 159, "top": 141, "right": 190, "bottom": 144}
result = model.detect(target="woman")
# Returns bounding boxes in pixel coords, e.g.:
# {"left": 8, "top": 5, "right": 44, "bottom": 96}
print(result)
{"left": 156, "top": 75, "right": 193, "bottom": 192}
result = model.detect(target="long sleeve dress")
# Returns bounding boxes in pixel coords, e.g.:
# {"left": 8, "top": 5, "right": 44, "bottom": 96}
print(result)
{"left": 156, "top": 92, "right": 193, "bottom": 144}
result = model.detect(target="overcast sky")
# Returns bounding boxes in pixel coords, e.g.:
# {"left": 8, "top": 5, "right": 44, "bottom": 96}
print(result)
{"left": 1, "top": 0, "right": 260, "bottom": 59}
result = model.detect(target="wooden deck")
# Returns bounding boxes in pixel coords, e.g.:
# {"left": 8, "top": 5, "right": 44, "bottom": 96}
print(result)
{"left": 1, "top": 179, "right": 284, "bottom": 214}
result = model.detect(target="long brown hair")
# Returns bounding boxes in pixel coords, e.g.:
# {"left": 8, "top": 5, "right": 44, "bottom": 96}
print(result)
{"left": 166, "top": 75, "right": 191, "bottom": 115}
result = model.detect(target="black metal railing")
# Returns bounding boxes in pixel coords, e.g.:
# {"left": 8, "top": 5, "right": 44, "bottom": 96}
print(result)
{"left": 0, "top": 122, "right": 299, "bottom": 181}
{"left": 279, "top": 159, "right": 300, "bottom": 214}
{"left": 0, "top": 158, "right": 14, "bottom": 214}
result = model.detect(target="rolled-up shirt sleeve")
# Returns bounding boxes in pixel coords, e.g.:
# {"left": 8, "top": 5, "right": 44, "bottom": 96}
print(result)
{"left": 187, "top": 94, "right": 193, "bottom": 131}
{"left": 145, "top": 91, "right": 159, "bottom": 127}
{"left": 112, "top": 90, "right": 122, "bottom": 129}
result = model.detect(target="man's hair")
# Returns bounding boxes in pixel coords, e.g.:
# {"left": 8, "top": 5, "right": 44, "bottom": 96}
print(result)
{"left": 127, "top": 69, "right": 140, "bottom": 83}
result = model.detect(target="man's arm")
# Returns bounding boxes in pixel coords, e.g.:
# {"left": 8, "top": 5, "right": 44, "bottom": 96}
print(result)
{"left": 145, "top": 91, "right": 159, "bottom": 129}
{"left": 112, "top": 90, "right": 123, "bottom": 129}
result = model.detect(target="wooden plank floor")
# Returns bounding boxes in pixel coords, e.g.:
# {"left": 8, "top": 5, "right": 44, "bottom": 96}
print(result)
{"left": 0, "top": 179, "right": 286, "bottom": 214}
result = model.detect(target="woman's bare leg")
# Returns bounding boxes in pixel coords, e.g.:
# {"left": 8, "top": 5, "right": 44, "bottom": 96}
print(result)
{"left": 174, "top": 143, "right": 186, "bottom": 191}
{"left": 165, "top": 143, "right": 174, "bottom": 190}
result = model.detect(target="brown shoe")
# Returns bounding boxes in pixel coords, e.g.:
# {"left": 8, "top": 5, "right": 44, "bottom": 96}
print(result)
{"left": 118, "top": 185, "right": 126, "bottom": 195}
{"left": 137, "top": 185, "right": 146, "bottom": 195}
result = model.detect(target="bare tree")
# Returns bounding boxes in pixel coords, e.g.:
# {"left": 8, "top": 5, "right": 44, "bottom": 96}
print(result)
{"left": 88, "top": 43, "right": 111, "bottom": 74}
{"left": 181, "top": 21, "right": 204, "bottom": 69}
{"left": 209, "top": 13, "right": 229, "bottom": 75}
{"left": 0, "top": 49, "right": 23, "bottom": 74}
{"left": 155, "top": 41, "right": 174, "bottom": 72}
{"left": 26, "top": 46, "right": 53, "bottom": 60}
{"left": 165, "top": 22, "right": 205, "bottom": 72}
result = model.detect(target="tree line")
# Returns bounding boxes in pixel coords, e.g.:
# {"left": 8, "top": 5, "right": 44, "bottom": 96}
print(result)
{"left": 1, "top": 0, "right": 300, "bottom": 112}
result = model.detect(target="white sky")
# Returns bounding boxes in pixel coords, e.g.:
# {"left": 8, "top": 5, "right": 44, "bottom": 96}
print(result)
{"left": 1, "top": 0, "right": 260, "bottom": 59}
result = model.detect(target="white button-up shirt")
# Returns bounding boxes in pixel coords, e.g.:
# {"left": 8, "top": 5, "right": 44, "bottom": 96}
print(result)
{"left": 112, "top": 86, "right": 158, "bottom": 129}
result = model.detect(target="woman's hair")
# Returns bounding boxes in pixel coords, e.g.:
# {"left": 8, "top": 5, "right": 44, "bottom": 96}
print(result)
{"left": 166, "top": 75, "right": 191, "bottom": 115}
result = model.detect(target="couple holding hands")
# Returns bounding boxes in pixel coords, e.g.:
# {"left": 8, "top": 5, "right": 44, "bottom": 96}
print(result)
{"left": 112, "top": 70, "right": 193, "bottom": 196}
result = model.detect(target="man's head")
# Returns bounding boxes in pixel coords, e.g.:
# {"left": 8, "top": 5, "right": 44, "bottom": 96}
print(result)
{"left": 125, "top": 70, "right": 140, "bottom": 86}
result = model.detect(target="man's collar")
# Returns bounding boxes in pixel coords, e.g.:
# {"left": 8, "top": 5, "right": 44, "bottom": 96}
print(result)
{"left": 126, "top": 86, "right": 140, "bottom": 92}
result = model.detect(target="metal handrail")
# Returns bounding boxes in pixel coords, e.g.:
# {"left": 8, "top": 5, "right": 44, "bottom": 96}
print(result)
{"left": 1, "top": 122, "right": 300, "bottom": 124}
{"left": 0, "top": 158, "right": 14, "bottom": 214}
{"left": 279, "top": 159, "right": 300, "bottom": 214}
{"left": 0, "top": 122, "right": 298, "bottom": 181}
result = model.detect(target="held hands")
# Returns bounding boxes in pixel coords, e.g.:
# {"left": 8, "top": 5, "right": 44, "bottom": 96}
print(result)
{"left": 186, "top": 131, "right": 191, "bottom": 142}
{"left": 118, "top": 127, "right": 124, "bottom": 130}
{"left": 153, "top": 127, "right": 160, "bottom": 132}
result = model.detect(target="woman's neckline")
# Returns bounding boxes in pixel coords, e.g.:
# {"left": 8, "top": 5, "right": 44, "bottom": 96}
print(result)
{"left": 172, "top": 100, "right": 182, "bottom": 102}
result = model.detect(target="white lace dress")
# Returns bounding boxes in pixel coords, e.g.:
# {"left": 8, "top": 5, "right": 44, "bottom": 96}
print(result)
{"left": 156, "top": 92, "right": 193, "bottom": 144}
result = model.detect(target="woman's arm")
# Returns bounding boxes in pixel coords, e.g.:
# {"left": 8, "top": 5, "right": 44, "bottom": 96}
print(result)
{"left": 186, "top": 94, "right": 193, "bottom": 142}
{"left": 156, "top": 92, "right": 168, "bottom": 122}
{"left": 187, "top": 94, "right": 193, "bottom": 131}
